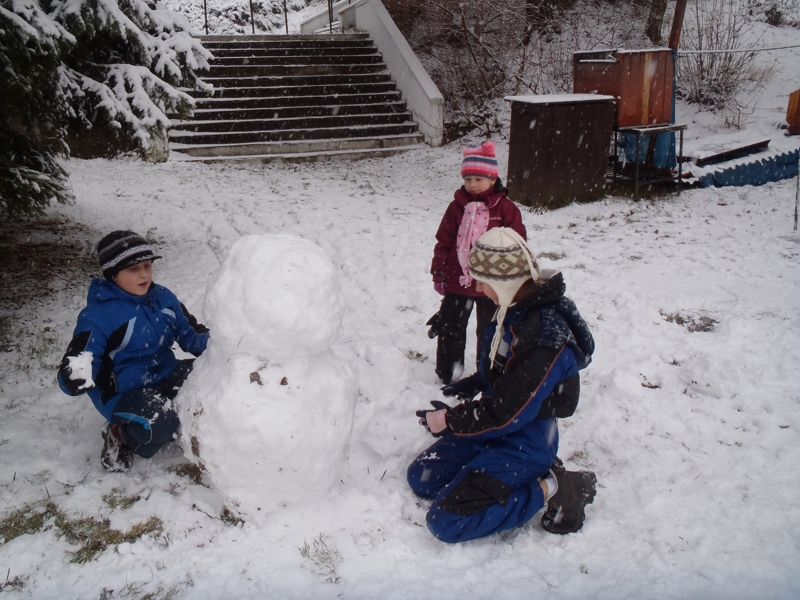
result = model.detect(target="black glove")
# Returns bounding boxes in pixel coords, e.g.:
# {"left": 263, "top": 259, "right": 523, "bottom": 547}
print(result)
{"left": 441, "top": 373, "right": 484, "bottom": 400}
{"left": 58, "top": 356, "right": 90, "bottom": 395}
{"left": 58, "top": 331, "right": 93, "bottom": 395}
{"left": 426, "top": 312, "right": 441, "bottom": 339}
{"left": 415, "top": 400, "right": 452, "bottom": 437}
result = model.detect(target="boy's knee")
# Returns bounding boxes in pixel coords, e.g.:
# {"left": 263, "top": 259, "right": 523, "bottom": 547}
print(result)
{"left": 425, "top": 505, "right": 470, "bottom": 544}
{"left": 407, "top": 459, "right": 434, "bottom": 497}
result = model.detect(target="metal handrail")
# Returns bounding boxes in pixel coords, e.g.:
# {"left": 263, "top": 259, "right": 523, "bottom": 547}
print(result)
{"left": 201, "top": 0, "right": 293, "bottom": 35}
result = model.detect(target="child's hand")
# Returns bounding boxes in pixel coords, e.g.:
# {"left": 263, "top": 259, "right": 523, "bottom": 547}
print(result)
{"left": 434, "top": 281, "right": 446, "bottom": 296}
{"left": 59, "top": 352, "right": 95, "bottom": 394}
{"left": 415, "top": 401, "right": 452, "bottom": 437}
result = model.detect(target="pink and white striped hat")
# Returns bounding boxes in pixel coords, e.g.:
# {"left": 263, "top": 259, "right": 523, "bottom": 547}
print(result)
{"left": 461, "top": 141, "right": 499, "bottom": 179}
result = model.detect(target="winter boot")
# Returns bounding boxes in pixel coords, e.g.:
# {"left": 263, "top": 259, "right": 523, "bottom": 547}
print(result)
{"left": 101, "top": 423, "right": 134, "bottom": 472}
{"left": 541, "top": 460, "right": 596, "bottom": 535}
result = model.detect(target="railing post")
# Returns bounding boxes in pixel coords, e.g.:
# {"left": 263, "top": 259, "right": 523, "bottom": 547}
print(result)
{"left": 203, "top": 0, "right": 208, "bottom": 35}
{"left": 249, "top": 0, "right": 255, "bottom": 34}
{"left": 284, "top": 0, "right": 289, "bottom": 34}
{"left": 328, "top": 0, "right": 334, "bottom": 33}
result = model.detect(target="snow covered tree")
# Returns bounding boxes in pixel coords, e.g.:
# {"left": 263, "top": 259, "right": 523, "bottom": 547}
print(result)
{"left": 0, "top": 0, "right": 211, "bottom": 218}
{"left": 1, "top": 0, "right": 73, "bottom": 217}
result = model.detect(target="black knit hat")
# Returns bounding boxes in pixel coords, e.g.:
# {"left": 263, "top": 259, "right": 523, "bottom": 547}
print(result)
{"left": 97, "top": 231, "right": 161, "bottom": 281}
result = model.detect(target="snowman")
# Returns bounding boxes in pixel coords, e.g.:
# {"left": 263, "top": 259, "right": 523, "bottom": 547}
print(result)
{"left": 177, "top": 233, "right": 357, "bottom": 517}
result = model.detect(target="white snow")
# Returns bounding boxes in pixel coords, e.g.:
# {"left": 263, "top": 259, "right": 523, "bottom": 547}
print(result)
{"left": 1, "top": 139, "right": 797, "bottom": 599}
{"left": 1, "top": 4, "right": 799, "bottom": 599}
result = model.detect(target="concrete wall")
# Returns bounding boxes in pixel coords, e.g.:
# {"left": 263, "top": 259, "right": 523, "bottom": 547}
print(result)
{"left": 301, "top": 0, "right": 444, "bottom": 147}
{"left": 299, "top": 0, "right": 357, "bottom": 34}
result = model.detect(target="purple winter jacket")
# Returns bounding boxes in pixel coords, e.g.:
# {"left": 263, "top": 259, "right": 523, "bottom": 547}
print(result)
{"left": 431, "top": 182, "right": 527, "bottom": 297}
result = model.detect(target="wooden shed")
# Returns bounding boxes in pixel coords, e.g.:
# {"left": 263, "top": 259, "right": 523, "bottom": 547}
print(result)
{"left": 505, "top": 94, "right": 615, "bottom": 209}
{"left": 573, "top": 49, "right": 674, "bottom": 127}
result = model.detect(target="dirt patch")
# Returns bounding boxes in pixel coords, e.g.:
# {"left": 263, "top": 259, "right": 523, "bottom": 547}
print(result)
{"left": 0, "top": 216, "right": 98, "bottom": 311}
{"left": 0, "top": 216, "right": 99, "bottom": 351}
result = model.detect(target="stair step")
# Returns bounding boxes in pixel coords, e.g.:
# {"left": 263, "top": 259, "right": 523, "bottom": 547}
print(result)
{"left": 207, "top": 63, "right": 387, "bottom": 77}
{"left": 170, "top": 144, "right": 422, "bottom": 165}
{"left": 169, "top": 123, "right": 419, "bottom": 145}
{"left": 189, "top": 83, "right": 398, "bottom": 100}
{"left": 212, "top": 54, "right": 384, "bottom": 66}
{"left": 170, "top": 133, "right": 424, "bottom": 158}
{"left": 185, "top": 102, "right": 407, "bottom": 121}
{"left": 197, "top": 72, "right": 392, "bottom": 88}
{"left": 208, "top": 46, "right": 378, "bottom": 58}
{"left": 198, "top": 34, "right": 370, "bottom": 43}
{"left": 190, "top": 92, "right": 403, "bottom": 110}
{"left": 171, "top": 112, "right": 414, "bottom": 133}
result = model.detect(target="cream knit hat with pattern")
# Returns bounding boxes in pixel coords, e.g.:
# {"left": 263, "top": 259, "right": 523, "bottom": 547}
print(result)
{"left": 468, "top": 228, "right": 541, "bottom": 366}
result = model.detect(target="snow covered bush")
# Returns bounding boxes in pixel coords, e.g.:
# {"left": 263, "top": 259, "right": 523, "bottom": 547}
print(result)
{"left": 0, "top": 0, "right": 211, "bottom": 217}
{"left": 384, "top": 0, "right": 650, "bottom": 140}
{"left": 159, "top": 0, "right": 313, "bottom": 35}
{"left": 676, "top": 0, "right": 774, "bottom": 118}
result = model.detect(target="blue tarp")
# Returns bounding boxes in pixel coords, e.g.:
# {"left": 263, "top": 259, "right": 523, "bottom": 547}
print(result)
{"left": 695, "top": 148, "right": 800, "bottom": 188}
{"left": 619, "top": 130, "right": 677, "bottom": 170}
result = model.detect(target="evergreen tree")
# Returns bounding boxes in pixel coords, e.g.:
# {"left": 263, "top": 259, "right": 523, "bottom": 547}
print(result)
{"left": 0, "top": 0, "right": 211, "bottom": 218}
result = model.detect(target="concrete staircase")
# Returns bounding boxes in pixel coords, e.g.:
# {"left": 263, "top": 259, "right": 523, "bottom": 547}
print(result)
{"left": 169, "top": 34, "right": 425, "bottom": 163}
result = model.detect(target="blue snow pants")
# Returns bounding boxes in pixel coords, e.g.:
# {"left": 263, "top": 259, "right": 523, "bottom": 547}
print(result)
{"left": 111, "top": 359, "right": 194, "bottom": 458}
{"left": 407, "top": 430, "right": 557, "bottom": 543}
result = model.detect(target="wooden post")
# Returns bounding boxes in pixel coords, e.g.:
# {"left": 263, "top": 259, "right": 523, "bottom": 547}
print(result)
{"left": 787, "top": 90, "right": 800, "bottom": 135}
{"left": 668, "top": 0, "right": 688, "bottom": 51}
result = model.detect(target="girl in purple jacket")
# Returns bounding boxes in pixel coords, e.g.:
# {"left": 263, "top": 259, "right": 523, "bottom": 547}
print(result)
{"left": 430, "top": 141, "right": 526, "bottom": 384}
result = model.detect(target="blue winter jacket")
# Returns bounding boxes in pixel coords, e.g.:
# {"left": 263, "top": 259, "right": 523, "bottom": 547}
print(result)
{"left": 57, "top": 278, "right": 209, "bottom": 421}
{"left": 443, "top": 273, "right": 594, "bottom": 455}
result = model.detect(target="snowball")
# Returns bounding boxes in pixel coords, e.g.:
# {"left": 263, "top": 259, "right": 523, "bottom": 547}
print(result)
{"left": 204, "top": 234, "right": 345, "bottom": 360}
{"left": 178, "top": 344, "right": 356, "bottom": 517}
{"left": 67, "top": 351, "right": 95, "bottom": 390}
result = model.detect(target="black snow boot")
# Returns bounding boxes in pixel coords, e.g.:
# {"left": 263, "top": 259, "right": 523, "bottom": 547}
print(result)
{"left": 101, "top": 424, "right": 134, "bottom": 473}
{"left": 541, "top": 460, "right": 597, "bottom": 534}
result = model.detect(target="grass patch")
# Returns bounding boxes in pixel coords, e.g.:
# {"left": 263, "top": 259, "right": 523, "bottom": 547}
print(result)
{"left": 167, "top": 462, "right": 204, "bottom": 486}
{"left": 0, "top": 500, "right": 163, "bottom": 563}
{"left": 660, "top": 311, "right": 718, "bottom": 333}
{"left": 404, "top": 349, "right": 427, "bottom": 363}
{"left": 102, "top": 487, "right": 141, "bottom": 510}
{"left": 538, "top": 251, "right": 566, "bottom": 261}
{"left": 60, "top": 514, "right": 163, "bottom": 564}
{"left": 221, "top": 507, "right": 244, "bottom": 527}
{"left": 0, "top": 501, "right": 59, "bottom": 545}
{"left": 299, "top": 533, "right": 342, "bottom": 583}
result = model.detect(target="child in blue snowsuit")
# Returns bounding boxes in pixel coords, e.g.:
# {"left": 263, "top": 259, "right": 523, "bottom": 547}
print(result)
{"left": 58, "top": 231, "right": 209, "bottom": 472}
{"left": 408, "top": 228, "right": 597, "bottom": 543}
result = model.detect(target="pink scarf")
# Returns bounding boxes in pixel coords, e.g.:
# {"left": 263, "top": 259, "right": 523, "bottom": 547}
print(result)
{"left": 456, "top": 201, "right": 490, "bottom": 287}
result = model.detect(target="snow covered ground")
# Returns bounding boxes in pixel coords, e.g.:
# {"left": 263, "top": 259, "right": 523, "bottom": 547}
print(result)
{"left": 1, "top": 137, "right": 799, "bottom": 599}
{"left": 2, "top": 1, "right": 800, "bottom": 597}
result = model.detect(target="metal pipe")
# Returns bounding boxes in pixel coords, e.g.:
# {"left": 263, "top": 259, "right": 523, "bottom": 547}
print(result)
{"left": 328, "top": 0, "right": 334, "bottom": 33}
{"left": 794, "top": 155, "right": 799, "bottom": 233}
{"left": 249, "top": 0, "right": 255, "bottom": 34}
{"left": 284, "top": 0, "right": 289, "bottom": 34}
{"left": 203, "top": 0, "right": 208, "bottom": 35}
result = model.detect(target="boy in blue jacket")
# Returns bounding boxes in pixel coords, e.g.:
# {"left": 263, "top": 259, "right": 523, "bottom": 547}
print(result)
{"left": 408, "top": 228, "right": 597, "bottom": 542}
{"left": 58, "top": 231, "right": 209, "bottom": 472}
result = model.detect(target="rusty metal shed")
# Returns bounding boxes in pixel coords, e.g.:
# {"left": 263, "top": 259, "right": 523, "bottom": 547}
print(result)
{"left": 504, "top": 94, "right": 615, "bottom": 209}
{"left": 573, "top": 48, "right": 674, "bottom": 128}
